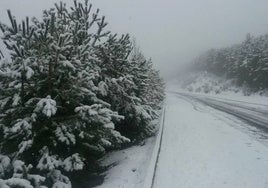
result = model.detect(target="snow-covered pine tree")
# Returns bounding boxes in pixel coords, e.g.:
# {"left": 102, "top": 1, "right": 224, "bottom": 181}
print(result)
{"left": 130, "top": 44, "right": 164, "bottom": 110}
{"left": 195, "top": 33, "right": 268, "bottom": 93}
{"left": 129, "top": 46, "right": 165, "bottom": 136}
{"left": 0, "top": 1, "right": 129, "bottom": 187}
{"left": 95, "top": 34, "right": 144, "bottom": 140}
{"left": 145, "top": 67, "right": 165, "bottom": 110}
{"left": 95, "top": 35, "right": 165, "bottom": 140}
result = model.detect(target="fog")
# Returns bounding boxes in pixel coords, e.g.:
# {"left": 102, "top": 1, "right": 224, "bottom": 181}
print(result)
{"left": 1, "top": 0, "right": 268, "bottom": 80}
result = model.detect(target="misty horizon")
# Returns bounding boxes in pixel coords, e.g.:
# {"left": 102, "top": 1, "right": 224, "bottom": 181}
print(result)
{"left": 1, "top": 0, "right": 268, "bottom": 80}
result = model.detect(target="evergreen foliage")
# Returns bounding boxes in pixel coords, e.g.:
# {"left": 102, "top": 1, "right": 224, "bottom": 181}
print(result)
{"left": 195, "top": 33, "right": 268, "bottom": 91}
{"left": 95, "top": 36, "right": 165, "bottom": 140}
{"left": 0, "top": 1, "right": 164, "bottom": 187}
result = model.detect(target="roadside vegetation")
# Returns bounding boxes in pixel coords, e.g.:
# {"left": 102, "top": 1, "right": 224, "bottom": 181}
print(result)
{"left": 0, "top": 1, "right": 165, "bottom": 187}
{"left": 194, "top": 33, "right": 268, "bottom": 94}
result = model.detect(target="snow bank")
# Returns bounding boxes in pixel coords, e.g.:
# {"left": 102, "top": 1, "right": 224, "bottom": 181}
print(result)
{"left": 169, "top": 71, "right": 268, "bottom": 106}
{"left": 94, "top": 109, "right": 165, "bottom": 188}
{"left": 176, "top": 71, "right": 268, "bottom": 97}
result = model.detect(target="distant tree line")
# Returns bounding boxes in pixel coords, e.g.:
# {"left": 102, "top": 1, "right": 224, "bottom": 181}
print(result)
{"left": 0, "top": 1, "right": 165, "bottom": 187}
{"left": 195, "top": 33, "right": 268, "bottom": 91}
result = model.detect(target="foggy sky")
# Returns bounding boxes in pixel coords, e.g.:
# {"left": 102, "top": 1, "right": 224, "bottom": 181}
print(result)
{"left": 1, "top": 0, "right": 268, "bottom": 80}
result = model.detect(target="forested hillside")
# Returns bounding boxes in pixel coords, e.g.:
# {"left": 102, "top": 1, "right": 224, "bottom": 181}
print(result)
{"left": 194, "top": 34, "right": 268, "bottom": 92}
{"left": 0, "top": 1, "right": 164, "bottom": 187}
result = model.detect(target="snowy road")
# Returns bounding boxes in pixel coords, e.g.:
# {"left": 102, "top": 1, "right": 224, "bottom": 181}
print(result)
{"left": 175, "top": 92, "right": 268, "bottom": 131}
{"left": 152, "top": 92, "right": 268, "bottom": 188}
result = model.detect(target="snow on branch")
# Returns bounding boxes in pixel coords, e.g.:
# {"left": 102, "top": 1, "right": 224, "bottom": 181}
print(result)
{"left": 34, "top": 96, "right": 57, "bottom": 118}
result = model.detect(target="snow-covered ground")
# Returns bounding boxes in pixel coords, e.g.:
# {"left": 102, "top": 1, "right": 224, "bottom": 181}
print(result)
{"left": 93, "top": 75, "right": 268, "bottom": 188}
{"left": 153, "top": 93, "right": 268, "bottom": 188}
{"left": 94, "top": 114, "right": 165, "bottom": 188}
{"left": 94, "top": 90, "right": 268, "bottom": 188}
{"left": 93, "top": 137, "right": 154, "bottom": 188}
{"left": 173, "top": 71, "right": 268, "bottom": 103}
{"left": 169, "top": 72, "right": 268, "bottom": 108}
{"left": 94, "top": 137, "right": 157, "bottom": 188}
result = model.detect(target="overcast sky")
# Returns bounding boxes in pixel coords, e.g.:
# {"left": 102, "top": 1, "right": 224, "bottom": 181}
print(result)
{"left": 1, "top": 0, "right": 268, "bottom": 79}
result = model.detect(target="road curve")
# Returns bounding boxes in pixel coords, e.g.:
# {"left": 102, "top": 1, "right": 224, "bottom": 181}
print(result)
{"left": 152, "top": 93, "right": 268, "bottom": 188}
{"left": 174, "top": 92, "right": 268, "bottom": 132}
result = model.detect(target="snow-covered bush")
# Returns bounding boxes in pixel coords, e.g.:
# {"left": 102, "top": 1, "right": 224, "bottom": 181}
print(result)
{"left": 0, "top": 0, "right": 131, "bottom": 186}
{"left": 0, "top": 155, "right": 49, "bottom": 187}
{"left": 95, "top": 35, "right": 164, "bottom": 140}
{"left": 0, "top": 0, "right": 164, "bottom": 186}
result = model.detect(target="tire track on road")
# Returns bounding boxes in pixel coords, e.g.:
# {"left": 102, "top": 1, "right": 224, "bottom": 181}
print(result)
{"left": 177, "top": 92, "right": 268, "bottom": 133}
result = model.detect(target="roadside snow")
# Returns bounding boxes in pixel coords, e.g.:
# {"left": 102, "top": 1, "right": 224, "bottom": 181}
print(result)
{"left": 168, "top": 80, "right": 268, "bottom": 106}
{"left": 171, "top": 71, "right": 268, "bottom": 106}
{"left": 153, "top": 93, "right": 268, "bottom": 188}
{"left": 94, "top": 114, "right": 165, "bottom": 188}
{"left": 94, "top": 137, "right": 156, "bottom": 188}
{"left": 94, "top": 86, "right": 268, "bottom": 188}
{"left": 176, "top": 89, "right": 268, "bottom": 107}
